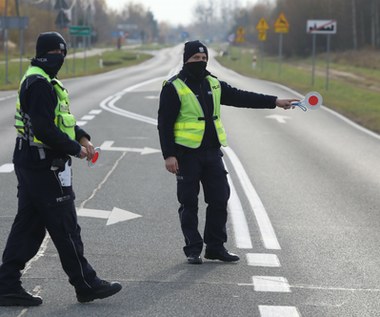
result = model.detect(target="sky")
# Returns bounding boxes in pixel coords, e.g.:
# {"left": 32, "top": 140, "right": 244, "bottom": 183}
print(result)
{"left": 106, "top": 0, "right": 259, "bottom": 26}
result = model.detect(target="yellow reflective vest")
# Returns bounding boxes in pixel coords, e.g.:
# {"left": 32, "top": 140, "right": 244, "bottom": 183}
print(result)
{"left": 15, "top": 66, "right": 76, "bottom": 150}
{"left": 171, "top": 76, "right": 227, "bottom": 148}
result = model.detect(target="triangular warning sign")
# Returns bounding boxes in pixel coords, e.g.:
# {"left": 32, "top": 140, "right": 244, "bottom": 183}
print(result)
{"left": 256, "top": 18, "right": 269, "bottom": 31}
{"left": 274, "top": 13, "right": 289, "bottom": 33}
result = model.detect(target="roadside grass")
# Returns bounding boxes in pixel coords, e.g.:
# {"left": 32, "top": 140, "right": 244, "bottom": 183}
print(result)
{"left": 0, "top": 48, "right": 152, "bottom": 91}
{"left": 216, "top": 46, "right": 380, "bottom": 135}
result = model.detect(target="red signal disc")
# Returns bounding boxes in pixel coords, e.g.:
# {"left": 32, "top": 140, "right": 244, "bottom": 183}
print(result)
{"left": 91, "top": 151, "right": 99, "bottom": 163}
{"left": 308, "top": 95, "right": 319, "bottom": 106}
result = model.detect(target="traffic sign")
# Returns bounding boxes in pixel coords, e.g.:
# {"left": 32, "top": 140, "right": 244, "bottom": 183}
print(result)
{"left": 258, "top": 31, "right": 267, "bottom": 41}
{"left": 0, "top": 16, "right": 29, "bottom": 29}
{"left": 235, "top": 26, "right": 245, "bottom": 43}
{"left": 256, "top": 18, "right": 269, "bottom": 31}
{"left": 307, "top": 20, "right": 337, "bottom": 34}
{"left": 274, "top": 13, "right": 289, "bottom": 33}
{"left": 69, "top": 25, "right": 91, "bottom": 36}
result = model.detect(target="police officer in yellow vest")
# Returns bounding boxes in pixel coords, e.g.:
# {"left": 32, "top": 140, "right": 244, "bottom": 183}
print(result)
{"left": 0, "top": 32, "right": 121, "bottom": 306}
{"left": 158, "top": 40, "right": 296, "bottom": 264}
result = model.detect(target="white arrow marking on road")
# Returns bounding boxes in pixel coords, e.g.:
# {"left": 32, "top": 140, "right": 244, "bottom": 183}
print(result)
{"left": 0, "top": 163, "right": 14, "bottom": 173}
{"left": 77, "top": 207, "right": 142, "bottom": 225}
{"left": 266, "top": 114, "right": 291, "bottom": 124}
{"left": 100, "top": 140, "right": 161, "bottom": 155}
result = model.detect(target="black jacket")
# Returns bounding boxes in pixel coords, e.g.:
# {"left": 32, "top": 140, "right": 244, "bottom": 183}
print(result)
{"left": 13, "top": 70, "right": 89, "bottom": 170}
{"left": 158, "top": 68, "right": 277, "bottom": 159}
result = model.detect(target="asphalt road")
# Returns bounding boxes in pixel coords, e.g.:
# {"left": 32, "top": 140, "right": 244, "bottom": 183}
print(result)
{"left": 0, "top": 45, "right": 379, "bottom": 317}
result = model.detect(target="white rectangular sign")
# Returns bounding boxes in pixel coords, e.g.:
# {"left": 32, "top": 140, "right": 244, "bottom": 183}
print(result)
{"left": 307, "top": 20, "right": 337, "bottom": 34}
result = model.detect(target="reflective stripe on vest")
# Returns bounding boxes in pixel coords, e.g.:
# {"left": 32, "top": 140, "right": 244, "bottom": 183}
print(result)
{"left": 15, "top": 66, "right": 76, "bottom": 148}
{"left": 171, "top": 76, "right": 227, "bottom": 148}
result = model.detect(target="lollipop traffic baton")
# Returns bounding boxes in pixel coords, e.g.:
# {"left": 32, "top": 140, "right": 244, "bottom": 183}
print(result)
{"left": 88, "top": 147, "right": 101, "bottom": 167}
{"left": 291, "top": 91, "right": 323, "bottom": 111}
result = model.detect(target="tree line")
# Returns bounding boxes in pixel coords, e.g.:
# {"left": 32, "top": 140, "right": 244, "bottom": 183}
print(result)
{"left": 1, "top": 0, "right": 159, "bottom": 55}
{"left": 2, "top": 0, "right": 379, "bottom": 57}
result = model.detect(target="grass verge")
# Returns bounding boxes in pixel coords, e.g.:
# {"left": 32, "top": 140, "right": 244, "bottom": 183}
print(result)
{"left": 0, "top": 48, "right": 152, "bottom": 91}
{"left": 216, "top": 46, "right": 380, "bottom": 135}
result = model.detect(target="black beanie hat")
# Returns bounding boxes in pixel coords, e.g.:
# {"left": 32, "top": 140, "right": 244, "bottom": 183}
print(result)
{"left": 36, "top": 32, "right": 67, "bottom": 58}
{"left": 183, "top": 40, "right": 208, "bottom": 63}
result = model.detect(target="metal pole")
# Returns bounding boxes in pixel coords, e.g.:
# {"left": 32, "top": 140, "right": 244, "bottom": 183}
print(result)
{"left": 19, "top": 28, "right": 24, "bottom": 79}
{"left": 311, "top": 33, "right": 316, "bottom": 86}
{"left": 278, "top": 33, "right": 283, "bottom": 76}
{"left": 325, "top": 34, "right": 331, "bottom": 90}
{"left": 4, "top": 0, "right": 9, "bottom": 84}
{"left": 260, "top": 41, "right": 264, "bottom": 72}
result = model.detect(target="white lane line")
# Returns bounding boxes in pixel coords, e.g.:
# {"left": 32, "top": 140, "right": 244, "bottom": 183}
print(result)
{"left": 247, "top": 253, "right": 280, "bottom": 267}
{"left": 252, "top": 276, "right": 291, "bottom": 292}
{"left": 81, "top": 115, "right": 95, "bottom": 120}
{"left": 23, "top": 235, "right": 50, "bottom": 275}
{"left": 0, "top": 163, "right": 14, "bottom": 173}
{"left": 223, "top": 146, "right": 281, "bottom": 250}
{"left": 89, "top": 109, "right": 102, "bottom": 115}
{"left": 259, "top": 305, "right": 300, "bottom": 317}
{"left": 0, "top": 94, "right": 17, "bottom": 101}
{"left": 99, "top": 77, "right": 165, "bottom": 125}
{"left": 76, "top": 120, "right": 87, "bottom": 126}
{"left": 225, "top": 163, "right": 253, "bottom": 249}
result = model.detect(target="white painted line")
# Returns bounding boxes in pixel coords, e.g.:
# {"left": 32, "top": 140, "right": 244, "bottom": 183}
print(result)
{"left": 89, "top": 109, "right": 102, "bottom": 115}
{"left": 0, "top": 163, "right": 14, "bottom": 173}
{"left": 145, "top": 95, "right": 159, "bottom": 99}
{"left": 23, "top": 235, "right": 50, "bottom": 274}
{"left": 0, "top": 94, "right": 17, "bottom": 101}
{"left": 81, "top": 115, "right": 95, "bottom": 120}
{"left": 259, "top": 305, "right": 300, "bottom": 317}
{"left": 246, "top": 253, "right": 280, "bottom": 267}
{"left": 77, "top": 207, "right": 142, "bottom": 225}
{"left": 252, "top": 276, "right": 291, "bottom": 292}
{"left": 223, "top": 146, "right": 281, "bottom": 250}
{"left": 100, "top": 140, "right": 161, "bottom": 155}
{"left": 99, "top": 77, "right": 164, "bottom": 126}
{"left": 225, "top": 163, "right": 253, "bottom": 249}
{"left": 76, "top": 121, "right": 87, "bottom": 126}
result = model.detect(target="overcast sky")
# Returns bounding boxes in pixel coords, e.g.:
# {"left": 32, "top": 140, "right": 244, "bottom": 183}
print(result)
{"left": 105, "top": 0, "right": 260, "bottom": 26}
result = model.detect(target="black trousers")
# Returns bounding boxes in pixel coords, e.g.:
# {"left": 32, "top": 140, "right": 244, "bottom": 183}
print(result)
{"left": 176, "top": 148, "right": 230, "bottom": 256}
{"left": 0, "top": 165, "right": 99, "bottom": 293}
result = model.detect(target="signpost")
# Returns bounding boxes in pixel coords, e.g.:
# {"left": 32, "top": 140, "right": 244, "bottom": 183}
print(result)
{"left": 274, "top": 12, "right": 289, "bottom": 76}
{"left": 69, "top": 25, "right": 91, "bottom": 36}
{"left": 307, "top": 20, "right": 337, "bottom": 89}
{"left": 256, "top": 18, "right": 269, "bottom": 71}
{"left": 68, "top": 26, "right": 92, "bottom": 73}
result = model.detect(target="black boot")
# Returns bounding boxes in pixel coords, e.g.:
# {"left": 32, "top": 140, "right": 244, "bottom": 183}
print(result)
{"left": 0, "top": 288, "right": 42, "bottom": 306}
{"left": 76, "top": 280, "right": 122, "bottom": 303}
{"left": 204, "top": 249, "right": 240, "bottom": 262}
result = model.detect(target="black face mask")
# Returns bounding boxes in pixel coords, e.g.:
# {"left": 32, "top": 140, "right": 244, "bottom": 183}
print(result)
{"left": 31, "top": 53, "right": 65, "bottom": 78}
{"left": 183, "top": 61, "right": 207, "bottom": 80}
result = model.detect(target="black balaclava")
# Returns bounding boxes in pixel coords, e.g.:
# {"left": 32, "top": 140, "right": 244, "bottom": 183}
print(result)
{"left": 183, "top": 40, "right": 208, "bottom": 80}
{"left": 31, "top": 32, "right": 67, "bottom": 78}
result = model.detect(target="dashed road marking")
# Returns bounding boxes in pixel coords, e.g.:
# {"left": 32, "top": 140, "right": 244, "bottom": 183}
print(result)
{"left": 0, "top": 163, "right": 14, "bottom": 173}
{"left": 81, "top": 115, "right": 95, "bottom": 120}
{"left": 259, "top": 305, "right": 300, "bottom": 317}
{"left": 246, "top": 253, "right": 280, "bottom": 267}
{"left": 252, "top": 276, "right": 291, "bottom": 292}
